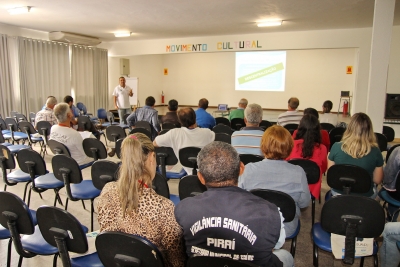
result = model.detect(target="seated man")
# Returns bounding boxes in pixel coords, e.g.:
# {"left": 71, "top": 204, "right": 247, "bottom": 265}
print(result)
{"left": 195, "top": 98, "right": 216, "bottom": 129}
{"left": 277, "top": 97, "right": 303, "bottom": 126}
{"left": 127, "top": 96, "right": 161, "bottom": 139}
{"left": 380, "top": 222, "right": 400, "bottom": 267}
{"left": 35, "top": 96, "right": 58, "bottom": 128}
{"left": 161, "top": 99, "right": 181, "bottom": 127}
{"left": 50, "top": 103, "right": 92, "bottom": 165}
{"left": 64, "top": 95, "right": 79, "bottom": 128}
{"left": 175, "top": 141, "right": 293, "bottom": 267}
{"left": 229, "top": 98, "right": 248, "bottom": 121}
{"left": 383, "top": 146, "right": 400, "bottom": 220}
{"left": 153, "top": 107, "right": 215, "bottom": 175}
{"left": 231, "top": 103, "right": 264, "bottom": 156}
{"left": 320, "top": 100, "right": 338, "bottom": 126}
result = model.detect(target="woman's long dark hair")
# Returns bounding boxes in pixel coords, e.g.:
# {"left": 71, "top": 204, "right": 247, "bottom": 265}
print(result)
{"left": 295, "top": 114, "right": 321, "bottom": 158}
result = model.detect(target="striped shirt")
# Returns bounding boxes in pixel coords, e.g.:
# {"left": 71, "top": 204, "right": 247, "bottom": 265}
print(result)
{"left": 231, "top": 127, "right": 264, "bottom": 156}
{"left": 277, "top": 110, "right": 303, "bottom": 126}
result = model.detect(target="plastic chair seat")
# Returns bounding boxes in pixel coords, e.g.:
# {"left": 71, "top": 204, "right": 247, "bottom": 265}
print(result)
{"left": 0, "top": 225, "right": 10, "bottom": 239}
{"left": 7, "top": 169, "right": 31, "bottom": 183}
{"left": 101, "top": 122, "right": 111, "bottom": 127}
{"left": 287, "top": 220, "right": 300, "bottom": 239}
{"left": 30, "top": 209, "right": 37, "bottom": 225}
{"left": 70, "top": 180, "right": 101, "bottom": 199}
{"left": 7, "top": 144, "right": 30, "bottom": 153}
{"left": 30, "top": 135, "right": 43, "bottom": 142}
{"left": 70, "top": 252, "right": 103, "bottom": 267}
{"left": 379, "top": 189, "right": 400, "bottom": 207}
{"left": 170, "top": 194, "right": 180, "bottom": 205}
{"left": 166, "top": 169, "right": 187, "bottom": 179}
{"left": 35, "top": 173, "right": 64, "bottom": 189}
{"left": 79, "top": 161, "right": 94, "bottom": 170}
{"left": 2, "top": 130, "right": 11, "bottom": 135}
{"left": 21, "top": 225, "right": 59, "bottom": 255}
{"left": 312, "top": 222, "right": 379, "bottom": 255}
{"left": 12, "top": 132, "right": 29, "bottom": 139}
{"left": 1, "top": 142, "right": 12, "bottom": 147}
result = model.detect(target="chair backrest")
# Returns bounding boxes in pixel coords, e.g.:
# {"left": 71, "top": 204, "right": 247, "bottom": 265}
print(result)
{"left": 383, "top": 125, "right": 395, "bottom": 142}
{"left": 115, "top": 138, "right": 124, "bottom": 159}
{"left": 135, "top": 121, "right": 153, "bottom": 133}
{"left": 161, "top": 122, "right": 177, "bottom": 130}
{"left": 17, "top": 148, "right": 47, "bottom": 177}
{"left": 320, "top": 122, "right": 335, "bottom": 132}
{"left": 215, "top": 117, "right": 230, "bottom": 126}
{"left": 29, "top": 112, "right": 36, "bottom": 124}
{"left": 0, "top": 191, "right": 36, "bottom": 259}
{"left": 152, "top": 173, "right": 170, "bottom": 199}
{"left": 19, "top": 121, "right": 37, "bottom": 134}
{"left": 214, "top": 133, "right": 231, "bottom": 144}
{"left": 77, "top": 115, "right": 92, "bottom": 131}
{"left": 283, "top": 123, "right": 299, "bottom": 135}
{"left": 0, "top": 131, "right": 6, "bottom": 143}
{"left": 327, "top": 164, "right": 371, "bottom": 195}
{"left": 37, "top": 206, "right": 88, "bottom": 259}
{"left": 321, "top": 195, "right": 385, "bottom": 264}
{"left": 97, "top": 108, "right": 107, "bottom": 120}
{"left": 129, "top": 128, "right": 152, "bottom": 140}
{"left": 82, "top": 138, "right": 107, "bottom": 161}
{"left": 187, "top": 256, "right": 259, "bottom": 267}
{"left": 288, "top": 159, "right": 320, "bottom": 184}
{"left": 10, "top": 111, "right": 18, "bottom": 120}
{"left": 91, "top": 160, "right": 119, "bottom": 190}
{"left": 250, "top": 189, "right": 296, "bottom": 222}
{"left": 48, "top": 139, "right": 71, "bottom": 156}
{"left": 52, "top": 154, "right": 83, "bottom": 185}
{"left": 259, "top": 120, "right": 272, "bottom": 131}
{"left": 106, "top": 111, "right": 115, "bottom": 124}
{"left": 155, "top": 146, "right": 178, "bottom": 177}
{"left": 329, "top": 127, "right": 346, "bottom": 150}
{"left": 0, "top": 118, "right": 7, "bottom": 130}
{"left": 179, "top": 147, "right": 201, "bottom": 175}
{"left": 5, "top": 117, "right": 18, "bottom": 131}
{"left": 15, "top": 113, "right": 28, "bottom": 122}
{"left": 36, "top": 121, "right": 52, "bottom": 145}
{"left": 239, "top": 154, "right": 264, "bottom": 165}
{"left": 159, "top": 129, "right": 170, "bottom": 135}
{"left": 386, "top": 144, "right": 400, "bottom": 163}
{"left": 76, "top": 102, "right": 85, "bottom": 114}
{"left": 212, "top": 124, "right": 233, "bottom": 135}
{"left": 375, "top": 132, "right": 388, "bottom": 152}
{"left": 96, "top": 231, "right": 165, "bottom": 267}
{"left": 230, "top": 118, "right": 245, "bottom": 131}
{"left": 178, "top": 175, "right": 207, "bottom": 200}
{"left": 0, "top": 145, "right": 16, "bottom": 170}
{"left": 106, "top": 125, "right": 127, "bottom": 142}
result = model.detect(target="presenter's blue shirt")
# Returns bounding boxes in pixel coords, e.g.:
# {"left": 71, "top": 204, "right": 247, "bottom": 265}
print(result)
{"left": 195, "top": 108, "right": 216, "bottom": 130}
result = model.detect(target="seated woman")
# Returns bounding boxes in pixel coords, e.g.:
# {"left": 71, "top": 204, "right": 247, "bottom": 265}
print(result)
{"left": 292, "top": 108, "right": 330, "bottom": 149}
{"left": 97, "top": 133, "right": 185, "bottom": 267}
{"left": 319, "top": 100, "right": 338, "bottom": 126}
{"left": 239, "top": 125, "right": 310, "bottom": 236}
{"left": 328, "top": 112, "right": 383, "bottom": 198}
{"left": 287, "top": 114, "right": 328, "bottom": 200}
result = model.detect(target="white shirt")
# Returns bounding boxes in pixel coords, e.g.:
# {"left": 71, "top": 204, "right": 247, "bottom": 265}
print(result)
{"left": 112, "top": 85, "right": 132, "bottom": 109}
{"left": 50, "top": 125, "right": 91, "bottom": 165}
{"left": 320, "top": 113, "right": 338, "bottom": 126}
{"left": 154, "top": 127, "right": 215, "bottom": 174}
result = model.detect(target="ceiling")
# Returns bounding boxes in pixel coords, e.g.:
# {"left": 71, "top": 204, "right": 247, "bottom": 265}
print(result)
{"left": 0, "top": 0, "right": 399, "bottom": 42}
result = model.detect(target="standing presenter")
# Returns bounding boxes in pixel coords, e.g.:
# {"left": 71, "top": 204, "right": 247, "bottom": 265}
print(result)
{"left": 113, "top": 76, "right": 133, "bottom": 125}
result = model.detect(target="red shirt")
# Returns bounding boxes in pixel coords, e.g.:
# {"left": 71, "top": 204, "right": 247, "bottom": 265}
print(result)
{"left": 287, "top": 139, "right": 328, "bottom": 199}
{"left": 292, "top": 129, "right": 330, "bottom": 151}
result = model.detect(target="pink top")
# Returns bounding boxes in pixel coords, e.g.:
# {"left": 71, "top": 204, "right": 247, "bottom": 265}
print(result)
{"left": 287, "top": 139, "right": 328, "bottom": 199}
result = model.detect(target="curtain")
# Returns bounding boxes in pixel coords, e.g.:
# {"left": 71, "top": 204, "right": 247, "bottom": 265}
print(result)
{"left": 71, "top": 45, "right": 108, "bottom": 115}
{"left": 0, "top": 34, "right": 16, "bottom": 117}
{"left": 17, "top": 37, "right": 70, "bottom": 115}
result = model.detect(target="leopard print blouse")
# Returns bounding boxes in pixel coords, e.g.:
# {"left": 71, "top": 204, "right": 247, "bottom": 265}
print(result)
{"left": 97, "top": 182, "right": 185, "bottom": 267}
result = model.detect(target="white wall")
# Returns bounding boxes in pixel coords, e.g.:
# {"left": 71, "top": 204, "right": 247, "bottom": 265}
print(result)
{"left": 0, "top": 22, "right": 49, "bottom": 40}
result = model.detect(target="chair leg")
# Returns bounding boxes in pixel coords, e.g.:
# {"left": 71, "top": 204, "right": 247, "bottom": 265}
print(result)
{"left": 374, "top": 254, "right": 378, "bottom": 267}
{"left": 81, "top": 199, "right": 86, "bottom": 210}
{"left": 39, "top": 192, "right": 43, "bottom": 199}
{"left": 22, "top": 182, "right": 31, "bottom": 202}
{"left": 7, "top": 238, "right": 12, "bottom": 267}
{"left": 18, "top": 255, "right": 23, "bottom": 267}
{"left": 53, "top": 253, "right": 59, "bottom": 267}
{"left": 359, "top": 256, "right": 364, "bottom": 267}
{"left": 313, "top": 243, "right": 318, "bottom": 267}
{"left": 65, "top": 198, "right": 69, "bottom": 211}
{"left": 53, "top": 189, "right": 63, "bottom": 207}
{"left": 312, "top": 199, "right": 315, "bottom": 225}
{"left": 4, "top": 184, "right": 7, "bottom": 191}
{"left": 27, "top": 187, "right": 32, "bottom": 207}
{"left": 91, "top": 199, "right": 94, "bottom": 232}
{"left": 291, "top": 236, "right": 297, "bottom": 258}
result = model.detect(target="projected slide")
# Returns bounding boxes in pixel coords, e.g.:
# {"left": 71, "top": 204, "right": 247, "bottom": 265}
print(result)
{"left": 235, "top": 51, "right": 286, "bottom": 91}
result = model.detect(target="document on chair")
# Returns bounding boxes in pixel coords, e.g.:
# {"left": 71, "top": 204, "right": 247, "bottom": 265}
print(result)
{"left": 79, "top": 131, "right": 95, "bottom": 139}
{"left": 166, "top": 162, "right": 184, "bottom": 173}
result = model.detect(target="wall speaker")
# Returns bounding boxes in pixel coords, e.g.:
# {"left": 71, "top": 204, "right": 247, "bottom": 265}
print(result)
{"left": 120, "top": 58, "right": 130, "bottom": 75}
{"left": 341, "top": 91, "right": 350, "bottom": 97}
{"left": 385, "top": 94, "right": 400, "bottom": 119}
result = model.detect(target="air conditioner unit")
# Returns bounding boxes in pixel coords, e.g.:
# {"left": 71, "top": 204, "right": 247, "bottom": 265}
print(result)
{"left": 49, "top": 31, "right": 101, "bottom": 46}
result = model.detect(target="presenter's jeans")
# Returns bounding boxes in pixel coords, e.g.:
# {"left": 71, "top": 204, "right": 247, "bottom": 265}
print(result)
{"left": 118, "top": 108, "right": 131, "bottom": 125}
{"left": 380, "top": 222, "right": 400, "bottom": 267}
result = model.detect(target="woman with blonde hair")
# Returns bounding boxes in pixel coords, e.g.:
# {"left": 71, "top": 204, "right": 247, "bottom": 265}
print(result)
{"left": 328, "top": 112, "right": 384, "bottom": 197}
{"left": 239, "top": 125, "right": 310, "bottom": 237}
{"left": 97, "top": 133, "right": 185, "bottom": 267}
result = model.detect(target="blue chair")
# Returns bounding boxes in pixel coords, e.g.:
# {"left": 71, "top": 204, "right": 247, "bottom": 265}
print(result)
{"left": 0, "top": 145, "right": 31, "bottom": 201}
{"left": 178, "top": 175, "right": 207, "bottom": 201}
{"left": 37, "top": 206, "right": 103, "bottom": 267}
{"left": 52, "top": 154, "right": 101, "bottom": 232}
{"left": 155, "top": 146, "right": 186, "bottom": 180}
{"left": 179, "top": 147, "right": 201, "bottom": 175}
{"left": 91, "top": 160, "right": 119, "bottom": 191}
{"left": 0, "top": 191, "right": 59, "bottom": 267}
{"left": 3, "top": 117, "right": 29, "bottom": 145}
{"left": 312, "top": 195, "right": 385, "bottom": 267}
{"left": 97, "top": 108, "right": 110, "bottom": 127}
{"left": 152, "top": 172, "right": 180, "bottom": 205}
{"left": 96, "top": 231, "right": 165, "bottom": 267}
{"left": 16, "top": 148, "right": 64, "bottom": 207}
{"left": 76, "top": 102, "right": 98, "bottom": 121}
{"left": 0, "top": 130, "right": 29, "bottom": 153}
{"left": 19, "top": 121, "right": 45, "bottom": 155}
{"left": 251, "top": 189, "right": 300, "bottom": 258}
{"left": 106, "top": 111, "right": 121, "bottom": 126}
{"left": 36, "top": 120, "right": 53, "bottom": 158}
{"left": 378, "top": 170, "right": 400, "bottom": 222}
{"left": 0, "top": 117, "right": 11, "bottom": 135}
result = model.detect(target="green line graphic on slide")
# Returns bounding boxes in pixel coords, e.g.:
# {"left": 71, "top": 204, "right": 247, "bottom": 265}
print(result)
{"left": 238, "top": 63, "right": 284, "bottom": 84}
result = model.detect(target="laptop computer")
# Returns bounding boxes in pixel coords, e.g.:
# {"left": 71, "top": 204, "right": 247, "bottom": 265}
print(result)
{"left": 218, "top": 104, "right": 228, "bottom": 111}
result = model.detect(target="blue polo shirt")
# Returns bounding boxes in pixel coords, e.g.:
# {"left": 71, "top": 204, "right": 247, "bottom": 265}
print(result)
{"left": 195, "top": 108, "right": 216, "bottom": 129}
